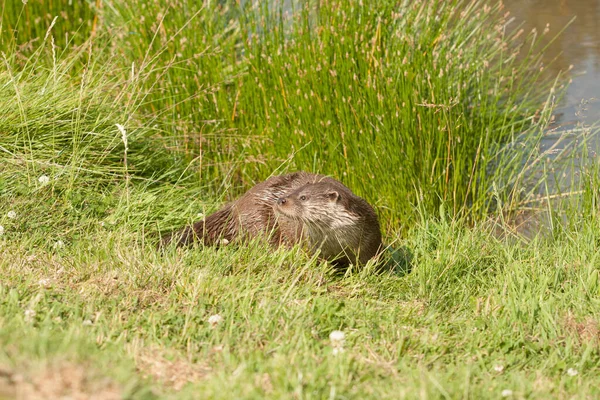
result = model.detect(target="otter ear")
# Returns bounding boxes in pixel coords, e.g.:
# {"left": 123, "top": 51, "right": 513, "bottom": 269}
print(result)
{"left": 328, "top": 191, "right": 340, "bottom": 201}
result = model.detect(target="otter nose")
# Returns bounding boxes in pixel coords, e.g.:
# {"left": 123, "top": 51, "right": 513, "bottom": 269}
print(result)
{"left": 277, "top": 197, "right": 287, "bottom": 205}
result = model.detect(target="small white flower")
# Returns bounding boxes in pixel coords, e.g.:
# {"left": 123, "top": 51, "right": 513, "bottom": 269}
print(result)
{"left": 99, "top": 221, "right": 105, "bottom": 227}
{"left": 493, "top": 364, "right": 504, "bottom": 373}
{"left": 196, "top": 213, "right": 205, "bottom": 218}
{"left": 219, "top": 238, "right": 230, "bottom": 246}
{"left": 38, "top": 175, "right": 50, "bottom": 185}
{"left": 7, "top": 211, "right": 16, "bottom": 219}
{"left": 53, "top": 240, "right": 65, "bottom": 249}
{"left": 329, "top": 330, "right": 345, "bottom": 346}
{"left": 567, "top": 368, "right": 578, "bottom": 377}
{"left": 329, "top": 330, "right": 345, "bottom": 354}
{"left": 82, "top": 320, "right": 93, "bottom": 326}
{"left": 208, "top": 314, "right": 223, "bottom": 328}
{"left": 0, "top": 225, "right": 4, "bottom": 236}
{"left": 501, "top": 389, "right": 513, "bottom": 397}
{"left": 38, "top": 278, "right": 52, "bottom": 288}
{"left": 24, "top": 309, "right": 36, "bottom": 323}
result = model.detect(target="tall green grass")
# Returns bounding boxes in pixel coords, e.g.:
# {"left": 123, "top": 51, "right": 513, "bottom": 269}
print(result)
{"left": 1, "top": 0, "right": 569, "bottom": 229}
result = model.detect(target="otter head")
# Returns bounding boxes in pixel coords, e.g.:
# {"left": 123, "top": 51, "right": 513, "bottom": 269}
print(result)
{"left": 274, "top": 181, "right": 358, "bottom": 230}
{"left": 274, "top": 179, "right": 382, "bottom": 266}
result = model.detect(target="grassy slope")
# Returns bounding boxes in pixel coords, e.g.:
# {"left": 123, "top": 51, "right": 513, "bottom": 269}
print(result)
{"left": 2, "top": 214, "right": 600, "bottom": 398}
{"left": 1, "top": 0, "right": 599, "bottom": 398}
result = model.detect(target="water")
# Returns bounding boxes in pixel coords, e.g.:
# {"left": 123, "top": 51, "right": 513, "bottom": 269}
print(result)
{"left": 491, "top": 1, "right": 600, "bottom": 235}
{"left": 503, "top": 0, "right": 600, "bottom": 130}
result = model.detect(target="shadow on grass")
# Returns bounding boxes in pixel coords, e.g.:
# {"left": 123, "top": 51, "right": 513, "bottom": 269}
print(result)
{"left": 378, "top": 245, "right": 414, "bottom": 277}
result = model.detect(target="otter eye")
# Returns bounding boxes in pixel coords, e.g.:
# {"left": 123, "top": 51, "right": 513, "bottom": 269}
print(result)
{"left": 299, "top": 195, "right": 307, "bottom": 201}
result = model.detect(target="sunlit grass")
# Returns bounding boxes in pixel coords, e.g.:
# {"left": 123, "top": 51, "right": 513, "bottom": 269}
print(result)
{"left": 1, "top": 0, "right": 600, "bottom": 398}
{"left": 2, "top": 0, "right": 571, "bottom": 224}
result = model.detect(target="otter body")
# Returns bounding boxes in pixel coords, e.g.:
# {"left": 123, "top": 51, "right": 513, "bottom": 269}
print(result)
{"left": 163, "top": 172, "right": 382, "bottom": 266}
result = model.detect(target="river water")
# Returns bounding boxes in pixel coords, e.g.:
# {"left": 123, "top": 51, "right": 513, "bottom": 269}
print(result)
{"left": 503, "top": 0, "right": 600, "bottom": 132}
{"left": 495, "top": 1, "right": 600, "bottom": 234}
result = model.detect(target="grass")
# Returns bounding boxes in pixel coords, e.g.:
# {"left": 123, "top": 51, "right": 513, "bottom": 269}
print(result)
{"left": 1, "top": 0, "right": 600, "bottom": 398}
{"left": 2, "top": 215, "right": 600, "bottom": 398}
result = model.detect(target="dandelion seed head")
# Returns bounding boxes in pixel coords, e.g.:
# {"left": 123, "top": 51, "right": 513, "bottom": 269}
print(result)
{"left": 7, "top": 211, "right": 17, "bottom": 219}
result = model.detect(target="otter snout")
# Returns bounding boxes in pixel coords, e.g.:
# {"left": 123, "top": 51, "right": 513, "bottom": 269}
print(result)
{"left": 277, "top": 197, "right": 287, "bottom": 205}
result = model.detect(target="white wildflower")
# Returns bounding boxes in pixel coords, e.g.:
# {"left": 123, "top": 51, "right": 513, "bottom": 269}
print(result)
{"left": 219, "top": 238, "right": 230, "bottom": 246}
{"left": 38, "top": 278, "right": 52, "bottom": 288}
{"left": 53, "top": 240, "right": 65, "bottom": 249}
{"left": 493, "top": 364, "right": 504, "bottom": 373}
{"left": 24, "top": 309, "right": 36, "bottom": 323}
{"left": 329, "top": 330, "right": 345, "bottom": 346}
{"left": 501, "top": 389, "right": 513, "bottom": 397}
{"left": 208, "top": 314, "right": 223, "bottom": 328}
{"left": 0, "top": 225, "right": 4, "bottom": 236}
{"left": 567, "top": 368, "right": 578, "bottom": 377}
{"left": 82, "top": 320, "right": 93, "bottom": 326}
{"left": 7, "top": 211, "right": 16, "bottom": 219}
{"left": 38, "top": 175, "right": 50, "bottom": 185}
{"left": 329, "top": 330, "right": 345, "bottom": 355}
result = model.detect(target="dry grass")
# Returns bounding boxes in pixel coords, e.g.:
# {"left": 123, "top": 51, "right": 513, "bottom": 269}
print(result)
{"left": 0, "top": 362, "right": 121, "bottom": 400}
{"left": 134, "top": 347, "right": 211, "bottom": 391}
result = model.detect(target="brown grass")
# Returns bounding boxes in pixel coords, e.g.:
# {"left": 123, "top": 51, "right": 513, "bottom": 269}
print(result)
{"left": 0, "top": 362, "right": 121, "bottom": 400}
{"left": 135, "top": 348, "right": 211, "bottom": 391}
{"left": 563, "top": 312, "right": 600, "bottom": 346}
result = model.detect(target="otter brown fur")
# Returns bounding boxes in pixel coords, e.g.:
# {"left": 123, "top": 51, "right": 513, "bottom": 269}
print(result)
{"left": 161, "top": 171, "right": 383, "bottom": 267}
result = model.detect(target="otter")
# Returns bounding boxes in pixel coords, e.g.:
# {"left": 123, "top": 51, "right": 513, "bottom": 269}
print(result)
{"left": 161, "top": 171, "right": 383, "bottom": 267}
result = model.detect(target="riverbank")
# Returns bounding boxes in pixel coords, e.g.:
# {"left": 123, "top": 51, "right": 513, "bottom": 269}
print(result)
{"left": 2, "top": 215, "right": 600, "bottom": 398}
{"left": 1, "top": 0, "right": 599, "bottom": 398}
